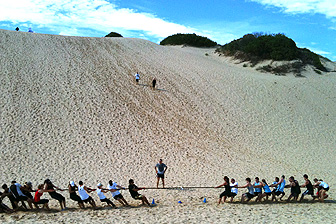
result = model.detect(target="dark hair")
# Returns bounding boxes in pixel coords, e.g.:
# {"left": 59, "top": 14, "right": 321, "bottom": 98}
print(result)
{"left": 11, "top": 180, "right": 16, "bottom": 184}
{"left": 79, "top": 181, "right": 83, "bottom": 185}
{"left": 289, "top": 176, "right": 294, "bottom": 180}
{"left": 313, "top": 178, "right": 318, "bottom": 182}
{"left": 281, "top": 175, "right": 285, "bottom": 178}
{"left": 262, "top": 179, "right": 267, "bottom": 185}
{"left": 246, "top": 178, "right": 251, "bottom": 182}
{"left": 129, "top": 179, "right": 134, "bottom": 184}
{"left": 231, "top": 178, "right": 235, "bottom": 182}
{"left": 224, "top": 176, "right": 229, "bottom": 183}
{"left": 303, "top": 174, "right": 308, "bottom": 179}
{"left": 275, "top": 177, "right": 279, "bottom": 182}
{"left": 2, "top": 184, "right": 8, "bottom": 189}
{"left": 319, "top": 179, "right": 323, "bottom": 181}
{"left": 44, "top": 179, "right": 51, "bottom": 184}
{"left": 255, "top": 177, "right": 259, "bottom": 181}
{"left": 109, "top": 180, "right": 113, "bottom": 186}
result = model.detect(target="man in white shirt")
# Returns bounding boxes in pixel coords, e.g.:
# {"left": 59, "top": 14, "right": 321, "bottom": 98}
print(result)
{"left": 229, "top": 178, "right": 238, "bottom": 202}
{"left": 155, "top": 159, "right": 168, "bottom": 188}
{"left": 107, "top": 180, "right": 129, "bottom": 206}
{"left": 96, "top": 183, "right": 116, "bottom": 208}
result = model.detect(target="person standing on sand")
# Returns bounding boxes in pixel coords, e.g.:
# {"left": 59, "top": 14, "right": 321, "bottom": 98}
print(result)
{"left": 107, "top": 180, "right": 129, "bottom": 206}
{"left": 15, "top": 27, "right": 19, "bottom": 31}
{"left": 135, "top": 72, "right": 140, "bottom": 84}
{"left": 128, "top": 179, "right": 151, "bottom": 206}
{"left": 44, "top": 179, "right": 66, "bottom": 210}
{"left": 155, "top": 159, "right": 167, "bottom": 188}
{"left": 152, "top": 78, "right": 157, "bottom": 89}
{"left": 299, "top": 174, "right": 314, "bottom": 201}
{"left": 215, "top": 176, "right": 231, "bottom": 204}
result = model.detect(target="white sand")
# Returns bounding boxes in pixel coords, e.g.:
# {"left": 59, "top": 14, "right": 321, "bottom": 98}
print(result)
{"left": 0, "top": 29, "right": 335, "bottom": 223}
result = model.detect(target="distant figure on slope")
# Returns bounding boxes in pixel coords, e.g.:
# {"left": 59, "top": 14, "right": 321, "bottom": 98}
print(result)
{"left": 15, "top": 27, "right": 19, "bottom": 31}
{"left": 152, "top": 78, "right": 157, "bottom": 89}
{"left": 107, "top": 180, "right": 129, "bottom": 206}
{"left": 299, "top": 174, "right": 314, "bottom": 201}
{"left": 44, "top": 179, "right": 66, "bottom": 210}
{"left": 155, "top": 159, "right": 168, "bottom": 188}
{"left": 128, "top": 179, "right": 151, "bottom": 206}
{"left": 135, "top": 72, "right": 140, "bottom": 84}
{"left": 96, "top": 183, "right": 116, "bottom": 208}
{"left": 215, "top": 176, "right": 231, "bottom": 204}
{"left": 28, "top": 28, "right": 34, "bottom": 33}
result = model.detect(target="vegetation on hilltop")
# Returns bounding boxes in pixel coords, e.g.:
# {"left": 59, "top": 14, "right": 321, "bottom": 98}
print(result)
{"left": 160, "top": 33, "right": 217, "bottom": 47}
{"left": 105, "top": 32, "right": 123, "bottom": 37}
{"left": 216, "top": 33, "right": 327, "bottom": 75}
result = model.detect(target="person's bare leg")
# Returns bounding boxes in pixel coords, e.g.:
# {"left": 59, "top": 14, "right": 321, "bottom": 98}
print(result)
{"left": 59, "top": 201, "right": 64, "bottom": 210}
{"left": 287, "top": 195, "right": 293, "bottom": 202}
{"left": 320, "top": 190, "right": 326, "bottom": 202}
{"left": 156, "top": 177, "right": 160, "bottom": 189}
{"left": 142, "top": 196, "right": 150, "bottom": 206}
{"left": 241, "top": 195, "right": 245, "bottom": 203}
{"left": 162, "top": 178, "right": 165, "bottom": 188}
{"left": 230, "top": 197, "right": 234, "bottom": 203}
{"left": 218, "top": 198, "right": 222, "bottom": 205}
{"left": 117, "top": 199, "right": 125, "bottom": 206}
{"left": 21, "top": 201, "right": 28, "bottom": 210}
{"left": 27, "top": 199, "right": 33, "bottom": 209}
{"left": 63, "top": 200, "right": 66, "bottom": 209}
{"left": 122, "top": 198, "right": 129, "bottom": 206}
{"left": 280, "top": 192, "right": 285, "bottom": 201}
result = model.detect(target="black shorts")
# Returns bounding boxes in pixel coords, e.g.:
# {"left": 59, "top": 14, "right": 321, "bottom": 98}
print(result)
{"left": 254, "top": 192, "right": 262, "bottom": 197}
{"left": 157, "top": 173, "right": 164, "bottom": 179}
{"left": 324, "top": 187, "right": 329, "bottom": 191}
{"left": 70, "top": 194, "right": 82, "bottom": 202}
{"left": 34, "top": 199, "right": 49, "bottom": 205}
{"left": 15, "top": 195, "right": 28, "bottom": 201}
{"left": 136, "top": 79, "right": 139, "bottom": 83}
{"left": 100, "top": 198, "right": 114, "bottom": 205}
{"left": 49, "top": 192, "right": 65, "bottom": 202}
{"left": 82, "top": 196, "right": 93, "bottom": 203}
{"left": 229, "top": 193, "right": 237, "bottom": 197}
{"left": 274, "top": 190, "right": 284, "bottom": 196}
{"left": 133, "top": 195, "right": 143, "bottom": 200}
{"left": 113, "top": 194, "right": 123, "bottom": 200}
{"left": 220, "top": 191, "right": 231, "bottom": 198}
{"left": 303, "top": 190, "right": 314, "bottom": 196}
{"left": 244, "top": 193, "right": 255, "bottom": 199}
{"left": 265, "top": 192, "right": 272, "bottom": 196}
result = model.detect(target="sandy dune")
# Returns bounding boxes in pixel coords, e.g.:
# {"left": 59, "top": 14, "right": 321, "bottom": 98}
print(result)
{"left": 0, "top": 29, "right": 335, "bottom": 223}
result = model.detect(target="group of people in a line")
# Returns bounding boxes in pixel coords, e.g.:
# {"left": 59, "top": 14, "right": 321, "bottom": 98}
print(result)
{"left": 0, "top": 159, "right": 168, "bottom": 213}
{"left": 216, "top": 174, "right": 330, "bottom": 204}
{"left": 0, "top": 178, "right": 152, "bottom": 213}
{"left": 134, "top": 72, "right": 157, "bottom": 89}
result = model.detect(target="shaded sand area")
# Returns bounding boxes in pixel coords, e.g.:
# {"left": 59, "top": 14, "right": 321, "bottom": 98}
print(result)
{"left": 0, "top": 29, "right": 335, "bottom": 223}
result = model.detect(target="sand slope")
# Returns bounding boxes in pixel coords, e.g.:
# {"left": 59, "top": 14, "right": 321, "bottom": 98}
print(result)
{"left": 0, "top": 29, "right": 335, "bottom": 223}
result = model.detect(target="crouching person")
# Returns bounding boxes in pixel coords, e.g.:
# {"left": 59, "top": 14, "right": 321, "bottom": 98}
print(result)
{"left": 128, "top": 179, "right": 150, "bottom": 206}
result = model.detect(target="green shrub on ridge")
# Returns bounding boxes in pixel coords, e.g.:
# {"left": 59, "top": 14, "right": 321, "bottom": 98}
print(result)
{"left": 160, "top": 33, "right": 217, "bottom": 47}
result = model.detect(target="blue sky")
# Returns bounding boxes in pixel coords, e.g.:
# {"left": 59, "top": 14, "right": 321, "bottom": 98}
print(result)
{"left": 0, "top": 0, "right": 335, "bottom": 60}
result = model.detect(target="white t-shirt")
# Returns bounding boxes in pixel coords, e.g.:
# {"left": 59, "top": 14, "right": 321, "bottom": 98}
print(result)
{"left": 230, "top": 182, "right": 238, "bottom": 194}
{"left": 108, "top": 182, "right": 121, "bottom": 197}
{"left": 96, "top": 188, "right": 106, "bottom": 200}
{"left": 78, "top": 185, "right": 90, "bottom": 200}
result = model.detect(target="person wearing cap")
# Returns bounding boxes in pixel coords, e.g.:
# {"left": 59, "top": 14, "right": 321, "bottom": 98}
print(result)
{"left": 128, "top": 179, "right": 151, "bottom": 206}
{"left": 155, "top": 159, "right": 167, "bottom": 188}
{"left": 9, "top": 180, "right": 33, "bottom": 209}
{"left": 107, "top": 180, "right": 129, "bottom": 206}
{"left": 68, "top": 181, "right": 84, "bottom": 208}
{"left": 44, "top": 179, "right": 66, "bottom": 210}
{"left": 96, "top": 183, "right": 116, "bottom": 208}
